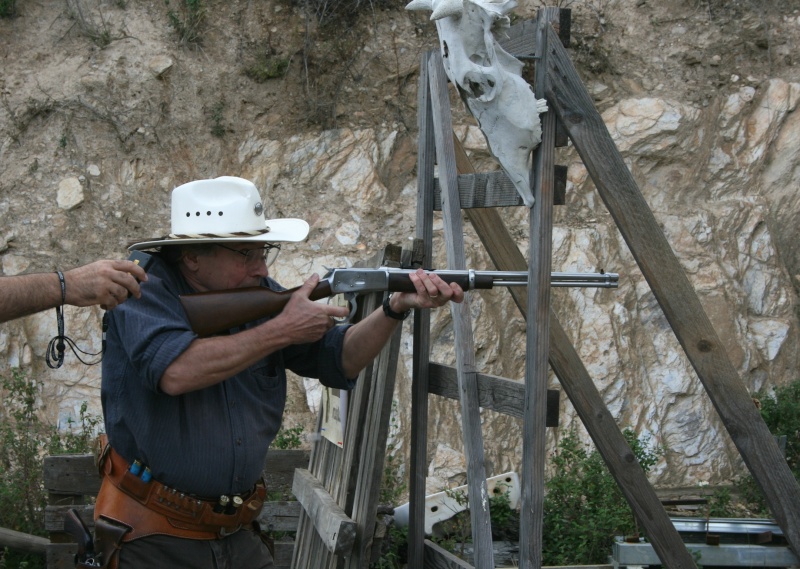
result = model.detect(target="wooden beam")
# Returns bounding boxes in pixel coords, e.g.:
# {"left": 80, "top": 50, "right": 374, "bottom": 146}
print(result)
{"left": 263, "top": 449, "right": 310, "bottom": 498}
{"left": 544, "top": 21, "right": 800, "bottom": 555}
{"left": 519, "top": 9, "right": 558, "bottom": 569}
{"left": 0, "top": 526, "right": 48, "bottom": 555}
{"left": 410, "top": 50, "right": 438, "bottom": 569}
{"left": 291, "top": 468, "right": 356, "bottom": 555}
{"left": 255, "top": 501, "right": 303, "bottom": 533}
{"left": 43, "top": 454, "right": 101, "bottom": 495}
{"left": 429, "top": 50, "right": 495, "bottom": 568}
{"left": 343, "top": 292, "right": 403, "bottom": 568}
{"left": 453, "top": 137, "right": 699, "bottom": 569}
{"left": 429, "top": 363, "right": 560, "bottom": 427}
{"left": 434, "top": 171, "right": 524, "bottom": 208}
{"left": 424, "top": 539, "right": 475, "bottom": 569}
{"left": 432, "top": 168, "right": 567, "bottom": 209}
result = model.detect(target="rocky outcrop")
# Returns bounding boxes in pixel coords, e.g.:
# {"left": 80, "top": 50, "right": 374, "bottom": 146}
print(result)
{"left": 1, "top": 0, "right": 798, "bottom": 493}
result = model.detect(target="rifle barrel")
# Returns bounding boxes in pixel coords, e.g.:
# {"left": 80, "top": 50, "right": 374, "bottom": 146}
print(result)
{"left": 406, "top": 270, "right": 619, "bottom": 289}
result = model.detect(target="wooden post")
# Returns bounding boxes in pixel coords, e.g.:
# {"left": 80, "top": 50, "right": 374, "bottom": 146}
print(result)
{"left": 520, "top": 8, "right": 558, "bottom": 568}
{"left": 409, "top": 50, "right": 437, "bottom": 569}
{"left": 428, "top": 50, "right": 495, "bottom": 568}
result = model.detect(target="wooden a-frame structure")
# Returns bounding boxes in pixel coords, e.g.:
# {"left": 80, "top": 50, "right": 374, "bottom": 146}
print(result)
{"left": 408, "top": 6, "right": 800, "bottom": 569}
{"left": 287, "top": 7, "right": 800, "bottom": 569}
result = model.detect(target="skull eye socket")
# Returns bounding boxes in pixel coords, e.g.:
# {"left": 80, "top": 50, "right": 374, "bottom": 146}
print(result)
{"left": 469, "top": 80, "right": 484, "bottom": 97}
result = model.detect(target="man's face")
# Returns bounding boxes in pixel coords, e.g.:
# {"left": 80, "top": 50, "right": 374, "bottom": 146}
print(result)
{"left": 181, "top": 243, "right": 270, "bottom": 292}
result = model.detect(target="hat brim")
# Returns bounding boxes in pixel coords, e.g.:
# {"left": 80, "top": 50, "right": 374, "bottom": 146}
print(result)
{"left": 128, "top": 218, "right": 310, "bottom": 251}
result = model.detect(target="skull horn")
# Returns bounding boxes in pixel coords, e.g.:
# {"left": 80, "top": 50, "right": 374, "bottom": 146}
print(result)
{"left": 430, "top": 0, "right": 464, "bottom": 20}
{"left": 405, "top": 0, "right": 433, "bottom": 11}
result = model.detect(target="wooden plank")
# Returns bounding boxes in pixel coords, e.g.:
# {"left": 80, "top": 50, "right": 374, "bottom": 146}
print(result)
{"left": 424, "top": 539, "right": 475, "bottom": 569}
{"left": 45, "top": 504, "right": 95, "bottom": 533}
{"left": 291, "top": 468, "right": 355, "bottom": 555}
{"left": 434, "top": 171, "right": 524, "bottom": 209}
{"left": 428, "top": 50, "right": 494, "bottom": 569}
{"left": 338, "top": 252, "right": 398, "bottom": 568}
{"left": 501, "top": 10, "right": 570, "bottom": 57}
{"left": 453, "top": 145, "right": 698, "bottom": 568}
{"left": 432, "top": 170, "right": 566, "bottom": 209}
{"left": 272, "top": 539, "right": 295, "bottom": 568}
{"left": 343, "top": 296, "right": 403, "bottom": 568}
{"left": 292, "top": 247, "right": 399, "bottom": 569}
{"left": 256, "top": 501, "right": 303, "bottom": 533}
{"left": 429, "top": 363, "right": 559, "bottom": 427}
{"left": 43, "top": 454, "right": 100, "bottom": 495}
{"left": 410, "top": 49, "right": 438, "bottom": 569}
{"left": 519, "top": 9, "right": 558, "bottom": 569}
{"left": 0, "top": 526, "right": 48, "bottom": 555}
{"left": 543, "top": 20, "right": 800, "bottom": 556}
{"left": 263, "top": 449, "right": 310, "bottom": 498}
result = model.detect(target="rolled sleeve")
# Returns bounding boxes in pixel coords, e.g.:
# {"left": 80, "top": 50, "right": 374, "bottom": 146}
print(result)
{"left": 284, "top": 324, "right": 356, "bottom": 390}
{"left": 110, "top": 269, "right": 196, "bottom": 392}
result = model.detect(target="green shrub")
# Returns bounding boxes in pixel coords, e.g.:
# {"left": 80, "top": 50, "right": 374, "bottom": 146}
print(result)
{"left": 271, "top": 424, "right": 304, "bottom": 450}
{"left": 706, "top": 486, "right": 735, "bottom": 518}
{"left": 735, "top": 379, "right": 800, "bottom": 514}
{"left": 0, "top": 0, "right": 17, "bottom": 18}
{"left": 542, "top": 427, "right": 662, "bottom": 566}
{"left": 0, "top": 368, "right": 101, "bottom": 568}
{"left": 757, "top": 380, "right": 800, "bottom": 477}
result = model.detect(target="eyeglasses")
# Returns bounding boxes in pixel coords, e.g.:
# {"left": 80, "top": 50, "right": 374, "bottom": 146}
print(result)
{"left": 216, "top": 243, "right": 281, "bottom": 267}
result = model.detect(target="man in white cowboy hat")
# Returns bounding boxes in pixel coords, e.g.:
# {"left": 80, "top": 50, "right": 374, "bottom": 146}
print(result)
{"left": 95, "top": 176, "right": 463, "bottom": 568}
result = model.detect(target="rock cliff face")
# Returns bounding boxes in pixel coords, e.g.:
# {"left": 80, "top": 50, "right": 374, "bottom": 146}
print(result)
{"left": 1, "top": 0, "right": 798, "bottom": 492}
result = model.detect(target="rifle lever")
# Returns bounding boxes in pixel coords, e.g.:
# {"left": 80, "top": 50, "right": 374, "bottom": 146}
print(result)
{"left": 328, "top": 292, "right": 358, "bottom": 324}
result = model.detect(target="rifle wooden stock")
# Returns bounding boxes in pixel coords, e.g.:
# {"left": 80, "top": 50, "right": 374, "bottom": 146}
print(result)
{"left": 180, "top": 281, "right": 333, "bottom": 337}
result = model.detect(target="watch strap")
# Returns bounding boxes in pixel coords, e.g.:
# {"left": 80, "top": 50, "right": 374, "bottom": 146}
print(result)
{"left": 382, "top": 295, "right": 410, "bottom": 321}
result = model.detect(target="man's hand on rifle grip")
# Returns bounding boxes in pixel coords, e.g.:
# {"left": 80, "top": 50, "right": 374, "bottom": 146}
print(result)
{"left": 272, "top": 274, "right": 350, "bottom": 344}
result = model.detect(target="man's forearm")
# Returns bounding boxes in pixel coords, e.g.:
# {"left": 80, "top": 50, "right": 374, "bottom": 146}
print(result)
{"left": 0, "top": 273, "right": 62, "bottom": 324}
{"left": 160, "top": 319, "right": 295, "bottom": 395}
{"left": 340, "top": 301, "right": 403, "bottom": 378}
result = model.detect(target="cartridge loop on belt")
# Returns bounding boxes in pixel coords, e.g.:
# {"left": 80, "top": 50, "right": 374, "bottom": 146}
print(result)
{"left": 95, "top": 445, "right": 265, "bottom": 540}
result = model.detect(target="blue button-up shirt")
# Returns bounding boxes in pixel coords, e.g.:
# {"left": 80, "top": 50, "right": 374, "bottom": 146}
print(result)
{"left": 101, "top": 253, "right": 355, "bottom": 497}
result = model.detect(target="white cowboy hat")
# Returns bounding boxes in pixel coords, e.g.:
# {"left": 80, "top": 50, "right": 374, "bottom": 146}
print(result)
{"left": 129, "top": 176, "right": 309, "bottom": 251}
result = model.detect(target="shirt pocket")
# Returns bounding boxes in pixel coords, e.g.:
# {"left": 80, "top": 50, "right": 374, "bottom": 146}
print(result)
{"left": 251, "top": 356, "right": 282, "bottom": 391}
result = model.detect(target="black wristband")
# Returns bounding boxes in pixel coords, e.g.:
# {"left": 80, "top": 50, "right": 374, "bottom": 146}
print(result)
{"left": 383, "top": 294, "right": 410, "bottom": 321}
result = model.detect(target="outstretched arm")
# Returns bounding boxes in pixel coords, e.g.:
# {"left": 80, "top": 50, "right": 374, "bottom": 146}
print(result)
{"left": 340, "top": 269, "right": 464, "bottom": 378}
{"left": 159, "top": 270, "right": 463, "bottom": 395}
{"left": 0, "top": 259, "right": 148, "bottom": 324}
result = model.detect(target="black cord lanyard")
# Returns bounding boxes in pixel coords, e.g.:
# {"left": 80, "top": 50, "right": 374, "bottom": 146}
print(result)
{"left": 46, "top": 270, "right": 103, "bottom": 368}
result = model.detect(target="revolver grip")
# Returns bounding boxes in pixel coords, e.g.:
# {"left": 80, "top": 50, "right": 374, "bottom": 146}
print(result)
{"left": 64, "top": 508, "right": 93, "bottom": 556}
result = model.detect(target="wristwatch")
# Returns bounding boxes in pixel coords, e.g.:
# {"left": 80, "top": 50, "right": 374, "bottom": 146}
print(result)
{"left": 383, "top": 294, "right": 411, "bottom": 321}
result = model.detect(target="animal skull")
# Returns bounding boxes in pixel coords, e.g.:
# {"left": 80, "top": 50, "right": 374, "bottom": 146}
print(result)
{"left": 407, "top": 0, "right": 547, "bottom": 208}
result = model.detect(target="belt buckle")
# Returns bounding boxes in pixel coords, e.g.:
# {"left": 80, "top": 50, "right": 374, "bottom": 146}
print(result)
{"left": 218, "top": 524, "right": 242, "bottom": 538}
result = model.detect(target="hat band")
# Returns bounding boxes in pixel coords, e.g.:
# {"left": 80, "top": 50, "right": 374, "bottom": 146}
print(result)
{"left": 167, "top": 228, "right": 271, "bottom": 240}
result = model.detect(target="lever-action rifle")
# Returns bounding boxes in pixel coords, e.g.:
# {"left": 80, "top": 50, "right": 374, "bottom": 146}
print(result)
{"left": 180, "top": 268, "right": 618, "bottom": 337}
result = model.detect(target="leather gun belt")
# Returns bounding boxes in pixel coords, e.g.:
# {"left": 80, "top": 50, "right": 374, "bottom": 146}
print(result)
{"left": 95, "top": 445, "right": 266, "bottom": 541}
